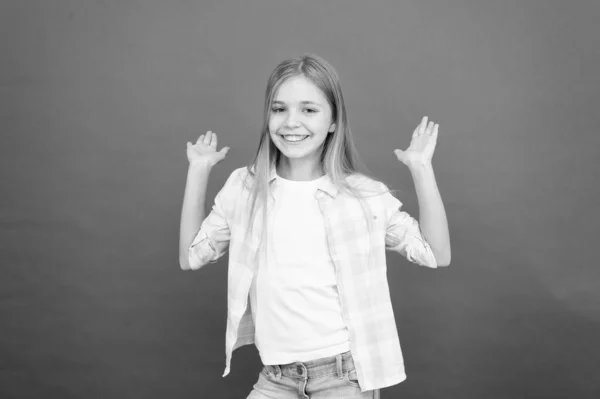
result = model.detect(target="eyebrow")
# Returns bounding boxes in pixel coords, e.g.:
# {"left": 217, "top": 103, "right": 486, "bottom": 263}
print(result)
{"left": 272, "top": 100, "right": 323, "bottom": 106}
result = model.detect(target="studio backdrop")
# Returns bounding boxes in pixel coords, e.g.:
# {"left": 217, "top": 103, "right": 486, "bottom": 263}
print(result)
{"left": 1, "top": 1, "right": 598, "bottom": 398}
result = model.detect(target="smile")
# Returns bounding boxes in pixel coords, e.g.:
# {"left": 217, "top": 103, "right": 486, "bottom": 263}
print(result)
{"left": 281, "top": 135, "right": 309, "bottom": 142}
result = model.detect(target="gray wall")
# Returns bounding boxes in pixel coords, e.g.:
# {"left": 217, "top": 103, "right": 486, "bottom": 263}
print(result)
{"left": 1, "top": 1, "right": 599, "bottom": 398}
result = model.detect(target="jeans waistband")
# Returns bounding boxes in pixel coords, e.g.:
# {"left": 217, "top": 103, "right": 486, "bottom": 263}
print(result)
{"left": 264, "top": 351, "right": 355, "bottom": 380}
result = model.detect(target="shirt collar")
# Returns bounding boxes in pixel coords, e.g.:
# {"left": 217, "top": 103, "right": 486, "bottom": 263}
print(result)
{"left": 266, "top": 166, "right": 340, "bottom": 198}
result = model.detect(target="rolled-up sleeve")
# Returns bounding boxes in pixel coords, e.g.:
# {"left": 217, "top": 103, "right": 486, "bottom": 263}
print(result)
{"left": 188, "top": 169, "right": 238, "bottom": 269}
{"left": 381, "top": 185, "right": 438, "bottom": 268}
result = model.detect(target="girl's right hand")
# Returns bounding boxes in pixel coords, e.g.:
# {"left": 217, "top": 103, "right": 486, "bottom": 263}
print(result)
{"left": 186, "top": 131, "right": 230, "bottom": 168}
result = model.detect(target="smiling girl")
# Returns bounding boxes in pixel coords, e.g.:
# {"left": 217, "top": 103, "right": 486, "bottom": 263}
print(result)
{"left": 179, "top": 54, "right": 451, "bottom": 398}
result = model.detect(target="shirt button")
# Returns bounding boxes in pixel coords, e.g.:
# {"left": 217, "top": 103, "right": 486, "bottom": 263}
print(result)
{"left": 297, "top": 366, "right": 303, "bottom": 374}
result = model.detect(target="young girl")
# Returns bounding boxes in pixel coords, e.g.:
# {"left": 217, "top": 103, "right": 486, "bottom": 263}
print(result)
{"left": 179, "top": 54, "right": 450, "bottom": 398}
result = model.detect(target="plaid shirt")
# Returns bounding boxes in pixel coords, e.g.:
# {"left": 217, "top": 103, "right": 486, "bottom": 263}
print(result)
{"left": 188, "top": 166, "right": 439, "bottom": 392}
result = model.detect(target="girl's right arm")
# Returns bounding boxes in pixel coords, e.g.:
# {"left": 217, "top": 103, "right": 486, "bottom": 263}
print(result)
{"left": 179, "top": 163, "right": 212, "bottom": 270}
{"left": 178, "top": 131, "right": 230, "bottom": 270}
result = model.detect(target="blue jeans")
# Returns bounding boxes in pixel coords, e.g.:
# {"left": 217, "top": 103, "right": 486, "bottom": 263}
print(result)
{"left": 246, "top": 351, "right": 381, "bottom": 398}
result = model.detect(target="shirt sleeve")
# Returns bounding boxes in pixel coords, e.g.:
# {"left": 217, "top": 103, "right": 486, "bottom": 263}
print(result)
{"left": 381, "top": 184, "right": 438, "bottom": 268}
{"left": 188, "top": 168, "right": 239, "bottom": 269}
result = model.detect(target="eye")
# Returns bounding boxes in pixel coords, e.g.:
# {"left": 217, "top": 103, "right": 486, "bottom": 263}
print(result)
{"left": 304, "top": 108, "right": 318, "bottom": 114}
{"left": 271, "top": 107, "right": 285, "bottom": 113}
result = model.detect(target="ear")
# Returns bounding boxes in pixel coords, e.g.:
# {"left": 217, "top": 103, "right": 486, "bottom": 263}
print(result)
{"left": 328, "top": 123, "right": 336, "bottom": 133}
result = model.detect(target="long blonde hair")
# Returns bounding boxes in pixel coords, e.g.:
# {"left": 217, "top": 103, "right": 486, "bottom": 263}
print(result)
{"left": 243, "top": 54, "right": 396, "bottom": 257}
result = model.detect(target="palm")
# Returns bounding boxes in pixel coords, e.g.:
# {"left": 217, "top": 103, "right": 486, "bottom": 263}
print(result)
{"left": 394, "top": 117, "right": 438, "bottom": 166}
{"left": 187, "top": 130, "right": 230, "bottom": 167}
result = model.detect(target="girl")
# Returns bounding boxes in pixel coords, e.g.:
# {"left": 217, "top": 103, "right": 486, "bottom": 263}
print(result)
{"left": 179, "top": 54, "right": 450, "bottom": 398}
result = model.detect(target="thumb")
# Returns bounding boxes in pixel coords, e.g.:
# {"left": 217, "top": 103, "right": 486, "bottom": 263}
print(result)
{"left": 219, "top": 146, "right": 230, "bottom": 157}
{"left": 394, "top": 149, "right": 403, "bottom": 159}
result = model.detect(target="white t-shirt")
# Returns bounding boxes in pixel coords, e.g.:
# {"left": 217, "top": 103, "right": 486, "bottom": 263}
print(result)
{"left": 249, "top": 172, "right": 351, "bottom": 365}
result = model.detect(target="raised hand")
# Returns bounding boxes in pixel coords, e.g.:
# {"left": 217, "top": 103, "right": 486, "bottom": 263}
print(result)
{"left": 186, "top": 130, "right": 230, "bottom": 168}
{"left": 394, "top": 116, "right": 439, "bottom": 167}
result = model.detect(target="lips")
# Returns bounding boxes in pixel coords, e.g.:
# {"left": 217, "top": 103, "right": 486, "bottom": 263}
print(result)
{"left": 280, "top": 134, "right": 309, "bottom": 143}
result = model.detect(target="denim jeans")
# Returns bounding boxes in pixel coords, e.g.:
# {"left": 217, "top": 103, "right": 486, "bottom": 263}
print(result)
{"left": 246, "top": 351, "right": 381, "bottom": 398}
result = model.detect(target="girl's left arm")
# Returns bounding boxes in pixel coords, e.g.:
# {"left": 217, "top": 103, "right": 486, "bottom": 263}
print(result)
{"left": 394, "top": 116, "right": 451, "bottom": 266}
{"left": 408, "top": 163, "right": 451, "bottom": 266}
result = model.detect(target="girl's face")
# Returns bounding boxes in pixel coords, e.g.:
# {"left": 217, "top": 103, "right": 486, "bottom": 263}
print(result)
{"left": 269, "top": 75, "right": 336, "bottom": 164}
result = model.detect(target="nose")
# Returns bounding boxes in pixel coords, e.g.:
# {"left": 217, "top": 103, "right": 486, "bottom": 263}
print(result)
{"left": 284, "top": 110, "right": 301, "bottom": 128}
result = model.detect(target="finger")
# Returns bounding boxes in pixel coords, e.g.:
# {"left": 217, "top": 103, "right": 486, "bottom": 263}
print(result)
{"left": 211, "top": 132, "right": 218, "bottom": 149}
{"left": 204, "top": 131, "right": 212, "bottom": 145}
{"left": 412, "top": 125, "right": 420, "bottom": 138}
{"left": 419, "top": 116, "right": 428, "bottom": 135}
{"left": 196, "top": 131, "right": 208, "bottom": 144}
{"left": 217, "top": 147, "right": 230, "bottom": 161}
{"left": 426, "top": 121, "right": 434, "bottom": 135}
{"left": 433, "top": 124, "right": 439, "bottom": 137}
{"left": 394, "top": 149, "right": 404, "bottom": 161}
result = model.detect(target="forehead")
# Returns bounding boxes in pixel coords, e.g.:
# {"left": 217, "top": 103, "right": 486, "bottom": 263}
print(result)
{"left": 273, "top": 75, "right": 327, "bottom": 104}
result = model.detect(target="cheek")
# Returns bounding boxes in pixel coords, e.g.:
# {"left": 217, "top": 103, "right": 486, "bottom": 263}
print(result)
{"left": 268, "top": 115, "right": 280, "bottom": 132}
{"left": 311, "top": 116, "right": 333, "bottom": 133}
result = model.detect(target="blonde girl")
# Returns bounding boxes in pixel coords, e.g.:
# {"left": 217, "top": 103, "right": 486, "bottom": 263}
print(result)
{"left": 179, "top": 54, "right": 451, "bottom": 398}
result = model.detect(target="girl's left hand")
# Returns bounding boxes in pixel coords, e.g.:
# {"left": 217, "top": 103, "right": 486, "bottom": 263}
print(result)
{"left": 394, "top": 116, "right": 439, "bottom": 167}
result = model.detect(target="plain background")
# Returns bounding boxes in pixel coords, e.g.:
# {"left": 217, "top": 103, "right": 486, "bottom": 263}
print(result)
{"left": 1, "top": 0, "right": 599, "bottom": 398}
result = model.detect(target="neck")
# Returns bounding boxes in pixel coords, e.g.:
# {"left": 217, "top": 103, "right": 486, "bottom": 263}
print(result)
{"left": 277, "top": 157, "right": 324, "bottom": 181}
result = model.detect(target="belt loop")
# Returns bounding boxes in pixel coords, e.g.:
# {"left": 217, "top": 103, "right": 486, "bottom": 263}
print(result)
{"left": 266, "top": 365, "right": 282, "bottom": 380}
{"left": 274, "top": 365, "right": 282, "bottom": 379}
{"left": 336, "top": 353, "right": 343, "bottom": 379}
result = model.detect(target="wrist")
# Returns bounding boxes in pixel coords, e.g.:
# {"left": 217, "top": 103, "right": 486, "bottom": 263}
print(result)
{"left": 407, "top": 161, "right": 433, "bottom": 173}
{"left": 188, "top": 162, "right": 213, "bottom": 172}
{"left": 188, "top": 162, "right": 213, "bottom": 179}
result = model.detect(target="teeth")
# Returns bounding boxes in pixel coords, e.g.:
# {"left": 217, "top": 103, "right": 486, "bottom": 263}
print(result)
{"left": 283, "top": 135, "right": 308, "bottom": 142}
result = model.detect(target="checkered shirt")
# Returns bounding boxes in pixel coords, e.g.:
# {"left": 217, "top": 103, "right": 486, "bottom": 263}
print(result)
{"left": 189, "top": 166, "right": 438, "bottom": 392}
